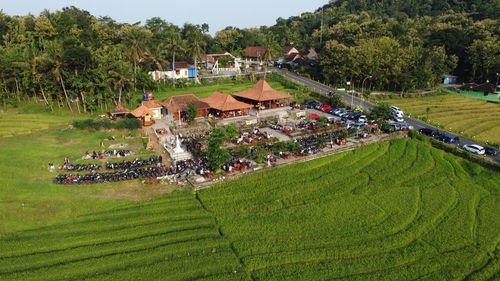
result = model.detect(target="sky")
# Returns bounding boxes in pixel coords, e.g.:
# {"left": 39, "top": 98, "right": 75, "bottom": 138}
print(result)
{"left": 2, "top": 0, "right": 329, "bottom": 35}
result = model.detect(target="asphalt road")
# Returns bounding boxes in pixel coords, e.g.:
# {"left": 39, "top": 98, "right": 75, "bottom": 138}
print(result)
{"left": 279, "top": 70, "right": 500, "bottom": 163}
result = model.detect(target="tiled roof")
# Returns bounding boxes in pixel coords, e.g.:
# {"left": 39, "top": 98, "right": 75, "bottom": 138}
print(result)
{"left": 244, "top": 46, "right": 267, "bottom": 58}
{"left": 163, "top": 94, "right": 210, "bottom": 113}
{"left": 201, "top": 92, "right": 254, "bottom": 112}
{"left": 109, "top": 103, "right": 130, "bottom": 114}
{"left": 131, "top": 105, "right": 154, "bottom": 118}
{"left": 141, "top": 100, "right": 163, "bottom": 109}
{"left": 232, "top": 79, "right": 292, "bottom": 102}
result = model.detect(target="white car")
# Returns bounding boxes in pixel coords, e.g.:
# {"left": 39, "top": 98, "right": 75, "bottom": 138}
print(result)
{"left": 358, "top": 115, "right": 367, "bottom": 122}
{"left": 391, "top": 106, "right": 404, "bottom": 116}
{"left": 393, "top": 115, "right": 404, "bottom": 122}
{"left": 463, "top": 144, "right": 485, "bottom": 155}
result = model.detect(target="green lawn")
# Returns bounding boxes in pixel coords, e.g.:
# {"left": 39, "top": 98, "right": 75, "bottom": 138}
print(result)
{"left": 1, "top": 138, "right": 499, "bottom": 280}
{"left": 132, "top": 77, "right": 303, "bottom": 102}
{"left": 383, "top": 93, "right": 500, "bottom": 145}
{"left": 0, "top": 110, "right": 82, "bottom": 138}
{"left": 0, "top": 127, "right": 158, "bottom": 234}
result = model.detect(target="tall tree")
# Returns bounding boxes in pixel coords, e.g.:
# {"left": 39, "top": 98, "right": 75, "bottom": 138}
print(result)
{"left": 42, "top": 40, "right": 73, "bottom": 112}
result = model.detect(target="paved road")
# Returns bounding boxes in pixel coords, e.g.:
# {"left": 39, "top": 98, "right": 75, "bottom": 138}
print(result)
{"left": 279, "top": 70, "right": 500, "bottom": 163}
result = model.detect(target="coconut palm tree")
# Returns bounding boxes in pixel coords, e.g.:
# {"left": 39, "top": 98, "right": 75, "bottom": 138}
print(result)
{"left": 166, "top": 33, "right": 185, "bottom": 86}
{"left": 42, "top": 40, "right": 73, "bottom": 112}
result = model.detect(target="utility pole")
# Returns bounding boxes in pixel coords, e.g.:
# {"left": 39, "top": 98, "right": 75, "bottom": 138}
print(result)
{"left": 320, "top": 7, "right": 324, "bottom": 44}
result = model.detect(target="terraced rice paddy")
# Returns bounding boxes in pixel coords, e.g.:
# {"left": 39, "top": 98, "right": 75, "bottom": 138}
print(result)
{"left": 1, "top": 138, "right": 499, "bottom": 280}
{"left": 0, "top": 111, "right": 81, "bottom": 138}
{"left": 388, "top": 94, "right": 500, "bottom": 144}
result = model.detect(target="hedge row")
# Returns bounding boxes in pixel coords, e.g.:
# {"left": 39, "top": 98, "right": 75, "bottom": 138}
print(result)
{"left": 412, "top": 131, "right": 500, "bottom": 172}
{"left": 73, "top": 118, "right": 142, "bottom": 130}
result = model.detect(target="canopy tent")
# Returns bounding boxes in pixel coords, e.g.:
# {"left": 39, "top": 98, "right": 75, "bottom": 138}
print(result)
{"left": 109, "top": 103, "right": 130, "bottom": 117}
{"left": 201, "top": 91, "right": 253, "bottom": 119}
{"left": 163, "top": 94, "right": 210, "bottom": 122}
{"left": 131, "top": 105, "right": 155, "bottom": 126}
{"left": 232, "top": 79, "right": 292, "bottom": 109}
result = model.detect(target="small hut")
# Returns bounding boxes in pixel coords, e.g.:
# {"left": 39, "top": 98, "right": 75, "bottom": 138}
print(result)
{"left": 131, "top": 105, "right": 155, "bottom": 126}
{"left": 232, "top": 79, "right": 292, "bottom": 110}
{"left": 109, "top": 103, "right": 130, "bottom": 119}
{"left": 201, "top": 91, "right": 254, "bottom": 119}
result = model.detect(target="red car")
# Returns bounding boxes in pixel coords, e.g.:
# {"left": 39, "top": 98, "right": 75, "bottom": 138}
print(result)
{"left": 309, "top": 113, "right": 320, "bottom": 119}
{"left": 319, "top": 105, "right": 331, "bottom": 111}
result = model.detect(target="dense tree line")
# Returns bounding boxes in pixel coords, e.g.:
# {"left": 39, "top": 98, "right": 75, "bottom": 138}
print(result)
{"left": 0, "top": 1, "right": 498, "bottom": 112}
{"left": 270, "top": 0, "right": 499, "bottom": 91}
{"left": 0, "top": 7, "right": 215, "bottom": 112}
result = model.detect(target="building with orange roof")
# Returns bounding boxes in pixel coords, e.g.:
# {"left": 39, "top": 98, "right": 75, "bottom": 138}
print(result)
{"left": 109, "top": 103, "right": 130, "bottom": 118}
{"left": 141, "top": 99, "right": 164, "bottom": 119}
{"left": 163, "top": 94, "right": 210, "bottom": 122}
{"left": 201, "top": 91, "right": 254, "bottom": 119}
{"left": 232, "top": 79, "right": 292, "bottom": 109}
{"left": 131, "top": 105, "right": 155, "bottom": 126}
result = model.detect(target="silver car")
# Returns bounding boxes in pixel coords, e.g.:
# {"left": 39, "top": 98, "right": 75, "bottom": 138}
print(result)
{"left": 463, "top": 144, "right": 485, "bottom": 155}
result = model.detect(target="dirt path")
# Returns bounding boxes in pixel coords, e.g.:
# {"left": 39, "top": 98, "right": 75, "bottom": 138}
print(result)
{"left": 144, "top": 127, "right": 173, "bottom": 166}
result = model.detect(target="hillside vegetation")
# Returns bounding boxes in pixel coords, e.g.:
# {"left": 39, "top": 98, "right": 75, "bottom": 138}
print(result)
{"left": 1, "top": 138, "right": 499, "bottom": 280}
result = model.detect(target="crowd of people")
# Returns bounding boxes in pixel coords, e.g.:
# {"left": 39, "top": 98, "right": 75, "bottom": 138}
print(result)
{"left": 235, "top": 128, "right": 272, "bottom": 145}
{"left": 105, "top": 156, "right": 162, "bottom": 170}
{"left": 221, "top": 158, "right": 253, "bottom": 173}
{"left": 81, "top": 150, "right": 131, "bottom": 160}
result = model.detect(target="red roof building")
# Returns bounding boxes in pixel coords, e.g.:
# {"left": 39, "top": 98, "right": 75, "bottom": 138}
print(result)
{"left": 244, "top": 46, "right": 267, "bottom": 59}
{"left": 232, "top": 79, "right": 292, "bottom": 109}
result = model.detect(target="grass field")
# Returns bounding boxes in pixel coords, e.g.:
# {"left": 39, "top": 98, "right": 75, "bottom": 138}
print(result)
{"left": 0, "top": 127, "right": 164, "bottom": 234}
{"left": 0, "top": 110, "right": 82, "bottom": 138}
{"left": 384, "top": 93, "right": 500, "bottom": 144}
{"left": 1, "top": 137, "right": 499, "bottom": 280}
{"left": 133, "top": 76, "right": 305, "bottom": 103}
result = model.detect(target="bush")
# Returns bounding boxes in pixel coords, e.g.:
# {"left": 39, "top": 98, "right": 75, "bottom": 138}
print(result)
{"left": 115, "top": 118, "right": 142, "bottom": 130}
{"left": 73, "top": 119, "right": 94, "bottom": 129}
{"left": 73, "top": 118, "right": 141, "bottom": 130}
{"left": 408, "top": 129, "right": 418, "bottom": 139}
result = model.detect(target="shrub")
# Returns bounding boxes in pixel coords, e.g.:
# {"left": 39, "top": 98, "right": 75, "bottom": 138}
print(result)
{"left": 408, "top": 129, "right": 418, "bottom": 139}
{"left": 115, "top": 118, "right": 142, "bottom": 130}
{"left": 72, "top": 119, "right": 94, "bottom": 129}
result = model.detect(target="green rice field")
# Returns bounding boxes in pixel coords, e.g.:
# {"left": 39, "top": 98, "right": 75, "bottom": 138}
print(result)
{"left": 0, "top": 110, "right": 81, "bottom": 138}
{"left": 1, "top": 138, "right": 499, "bottom": 280}
{"left": 387, "top": 93, "right": 500, "bottom": 144}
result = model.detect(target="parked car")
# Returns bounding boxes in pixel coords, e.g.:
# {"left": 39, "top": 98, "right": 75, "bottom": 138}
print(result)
{"left": 334, "top": 108, "right": 346, "bottom": 116}
{"left": 485, "top": 146, "right": 499, "bottom": 156}
{"left": 462, "top": 144, "right": 485, "bottom": 155}
{"left": 319, "top": 104, "right": 331, "bottom": 111}
{"left": 391, "top": 106, "right": 404, "bottom": 116}
{"left": 419, "top": 128, "right": 439, "bottom": 137}
{"left": 309, "top": 113, "right": 320, "bottom": 119}
{"left": 304, "top": 100, "right": 321, "bottom": 109}
{"left": 437, "top": 134, "right": 456, "bottom": 143}
{"left": 395, "top": 122, "right": 414, "bottom": 130}
{"left": 358, "top": 115, "right": 367, "bottom": 123}
{"left": 393, "top": 115, "right": 404, "bottom": 122}
{"left": 326, "top": 108, "right": 337, "bottom": 115}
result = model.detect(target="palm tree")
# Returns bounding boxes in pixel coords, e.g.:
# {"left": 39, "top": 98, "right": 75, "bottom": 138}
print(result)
{"left": 186, "top": 28, "right": 204, "bottom": 79}
{"left": 122, "top": 26, "right": 152, "bottom": 89}
{"left": 262, "top": 34, "right": 278, "bottom": 75}
{"left": 42, "top": 40, "right": 73, "bottom": 112}
{"left": 27, "top": 44, "right": 53, "bottom": 111}
{"left": 143, "top": 44, "right": 168, "bottom": 72}
{"left": 107, "top": 60, "right": 133, "bottom": 104}
{"left": 166, "top": 33, "right": 185, "bottom": 86}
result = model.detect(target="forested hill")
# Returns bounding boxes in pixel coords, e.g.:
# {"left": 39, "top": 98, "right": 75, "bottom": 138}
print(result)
{"left": 271, "top": 0, "right": 499, "bottom": 90}
{"left": 322, "top": 0, "right": 499, "bottom": 19}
